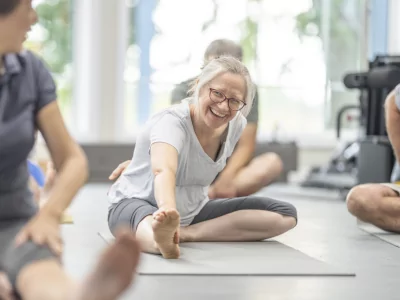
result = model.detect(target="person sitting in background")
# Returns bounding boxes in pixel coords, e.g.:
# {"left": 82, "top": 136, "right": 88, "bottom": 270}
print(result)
{"left": 110, "top": 39, "right": 284, "bottom": 199}
{"left": 346, "top": 85, "right": 400, "bottom": 233}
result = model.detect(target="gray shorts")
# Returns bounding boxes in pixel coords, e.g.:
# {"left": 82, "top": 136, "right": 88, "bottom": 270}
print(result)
{"left": 0, "top": 218, "right": 58, "bottom": 290}
{"left": 108, "top": 196, "right": 297, "bottom": 234}
{"left": 0, "top": 185, "right": 58, "bottom": 290}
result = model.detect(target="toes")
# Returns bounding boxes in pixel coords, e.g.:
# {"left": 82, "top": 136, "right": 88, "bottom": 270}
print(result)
{"left": 165, "top": 209, "right": 180, "bottom": 219}
{"left": 154, "top": 213, "right": 166, "bottom": 223}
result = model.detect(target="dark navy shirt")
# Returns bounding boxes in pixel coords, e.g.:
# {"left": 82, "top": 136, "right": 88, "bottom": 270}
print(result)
{"left": 0, "top": 51, "right": 56, "bottom": 174}
{"left": 0, "top": 50, "right": 56, "bottom": 201}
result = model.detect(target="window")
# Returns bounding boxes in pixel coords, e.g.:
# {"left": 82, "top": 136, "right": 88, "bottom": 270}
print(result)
{"left": 26, "top": 0, "right": 73, "bottom": 127}
{"left": 121, "top": 0, "right": 366, "bottom": 143}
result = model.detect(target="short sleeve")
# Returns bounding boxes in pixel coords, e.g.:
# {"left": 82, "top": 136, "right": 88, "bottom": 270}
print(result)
{"left": 31, "top": 53, "right": 57, "bottom": 113}
{"left": 246, "top": 87, "right": 259, "bottom": 124}
{"left": 395, "top": 84, "right": 400, "bottom": 111}
{"left": 150, "top": 113, "right": 186, "bottom": 154}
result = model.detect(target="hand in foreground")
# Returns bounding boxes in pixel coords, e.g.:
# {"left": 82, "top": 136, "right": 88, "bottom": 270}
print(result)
{"left": 15, "top": 210, "right": 63, "bottom": 257}
{"left": 109, "top": 160, "right": 131, "bottom": 181}
{"left": 208, "top": 179, "right": 237, "bottom": 199}
{"left": 0, "top": 272, "right": 14, "bottom": 300}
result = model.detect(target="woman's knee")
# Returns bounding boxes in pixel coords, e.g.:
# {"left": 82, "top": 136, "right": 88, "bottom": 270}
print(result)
{"left": 255, "top": 197, "right": 297, "bottom": 228}
{"left": 255, "top": 153, "right": 283, "bottom": 181}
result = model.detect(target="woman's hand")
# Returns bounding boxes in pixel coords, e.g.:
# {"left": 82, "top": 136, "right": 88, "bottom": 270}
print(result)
{"left": 15, "top": 210, "right": 63, "bottom": 257}
{"left": 109, "top": 160, "right": 131, "bottom": 180}
{"left": 208, "top": 179, "right": 237, "bottom": 199}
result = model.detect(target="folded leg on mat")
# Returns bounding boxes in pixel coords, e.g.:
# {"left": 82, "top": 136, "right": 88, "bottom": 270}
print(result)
{"left": 347, "top": 183, "right": 400, "bottom": 233}
{"left": 180, "top": 196, "right": 297, "bottom": 242}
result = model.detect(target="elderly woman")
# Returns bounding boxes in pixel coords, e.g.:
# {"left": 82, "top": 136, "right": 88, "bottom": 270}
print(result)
{"left": 107, "top": 56, "right": 297, "bottom": 259}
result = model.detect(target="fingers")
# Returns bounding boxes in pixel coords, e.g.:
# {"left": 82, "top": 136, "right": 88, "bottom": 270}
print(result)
{"left": 0, "top": 272, "right": 13, "bottom": 300}
{"left": 109, "top": 160, "right": 131, "bottom": 180}
{"left": 47, "top": 235, "right": 63, "bottom": 257}
{"left": 14, "top": 230, "right": 28, "bottom": 247}
{"left": 153, "top": 209, "right": 167, "bottom": 222}
{"left": 14, "top": 223, "right": 63, "bottom": 258}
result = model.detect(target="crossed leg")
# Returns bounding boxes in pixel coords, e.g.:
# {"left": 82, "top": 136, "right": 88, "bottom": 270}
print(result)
{"left": 108, "top": 196, "right": 297, "bottom": 259}
{"left": 233, "top": 152, "right": 283, "bottom": 197}
{"left": 346, "top": 183, "right": 400, "bottom": 232}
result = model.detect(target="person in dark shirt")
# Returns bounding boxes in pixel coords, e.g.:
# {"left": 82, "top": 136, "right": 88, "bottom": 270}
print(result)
{"left": 0, "top": 1, "right": 140, "bottom": 299}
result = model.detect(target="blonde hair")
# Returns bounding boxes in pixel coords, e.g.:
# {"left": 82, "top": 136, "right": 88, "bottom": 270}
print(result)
{"left": 188, "top": 56, "right": 255, "bottom": 118}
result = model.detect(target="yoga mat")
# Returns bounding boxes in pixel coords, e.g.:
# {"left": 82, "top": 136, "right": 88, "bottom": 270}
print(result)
{"left": 98, "top": 232, "right": 355, "bottom": 276}
{"left": 358, "top": 220, "right": 400, "bottom": 248}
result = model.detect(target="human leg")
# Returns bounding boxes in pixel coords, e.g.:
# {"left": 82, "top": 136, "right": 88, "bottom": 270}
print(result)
{"left": 108, "top": 198, "right": 180, "bottom": 259}
{"left": 180, "top": 196, "right": 297, "bottom": 242}
{"left": 233, "top": 152, "right": 283, "bottom": 196}
{"left": 1, "top": 218, "right": 140, "bottom": 300}
{"left": 346, "top": 183, "right": 400, "bottom": 232}
{"left": 0, "top": 272, "right": 13, "bottom": 300}
{"left": 15, "top": 227, "right": 140, "bottom": 300}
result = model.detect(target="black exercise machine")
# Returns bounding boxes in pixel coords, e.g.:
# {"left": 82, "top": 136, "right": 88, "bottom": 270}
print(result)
{"left": 301, "top": 55, "right": 400, "bottom": 195}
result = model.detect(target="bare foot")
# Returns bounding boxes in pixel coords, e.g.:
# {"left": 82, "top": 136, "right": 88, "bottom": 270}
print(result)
{"left": 0, "top": 272, "right": 14, "bottom": 300}
{"left": 78, "top": 227, "right": 141, "bottom": 300}
{"left": 152, "top": 209, "right": 180, "bottom": 259}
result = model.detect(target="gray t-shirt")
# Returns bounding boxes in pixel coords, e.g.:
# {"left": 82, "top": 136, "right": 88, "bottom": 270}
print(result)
{"left": 0, "top": 51, "right": 56, "bottom": 219}
{"left": 171, "top": 78, "right": 259, "bottom": 124}
{"left": 108, "top": 100, "right": 247, "bottom": 225}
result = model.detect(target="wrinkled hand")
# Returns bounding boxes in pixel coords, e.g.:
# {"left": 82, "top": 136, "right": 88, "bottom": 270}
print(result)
{"left": 15, "top": 210, "right": 63, "bottom": 257}
{"left": 208, "top": 179, "right": 237, "bottom": 199}
{"left": 109, "top": 160, "right": 131, "bottom": 181}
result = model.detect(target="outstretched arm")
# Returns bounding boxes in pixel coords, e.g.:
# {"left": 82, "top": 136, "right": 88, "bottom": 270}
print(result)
{"left": 150, "top": 143, "right": 179, "bottom": 210}
{"left": 385, "top": 87, "right": 400, "bottom": 163}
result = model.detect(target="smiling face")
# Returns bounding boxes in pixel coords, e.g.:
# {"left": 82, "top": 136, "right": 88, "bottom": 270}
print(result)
{"left": 197, "top": 72, "right": 246, "bottom": 130}
{"left": 0, "top": 0, "right": 37, "bottom": 54}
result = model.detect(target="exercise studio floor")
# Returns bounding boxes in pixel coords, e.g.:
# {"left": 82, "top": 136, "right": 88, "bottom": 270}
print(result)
{"left": 61, "top": 183, "right": 400, "bottom": 300}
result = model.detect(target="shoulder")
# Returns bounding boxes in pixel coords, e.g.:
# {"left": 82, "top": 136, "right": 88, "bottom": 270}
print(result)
{"left": 150, "top": 102, "right": 190, "bottom": 130}
{"left": 19, "top": 50, "right": 50, "bottom": 73}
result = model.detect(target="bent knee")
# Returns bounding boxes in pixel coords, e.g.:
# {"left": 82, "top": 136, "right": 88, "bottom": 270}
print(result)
{"left": 281, "top": 215, "right": 297, "bottom": 230}
{"left": 278, "top": 201, "right": 297, "bottom": 224}
{"left": 269, "top": 200, "right": 297, "bottom": 229}
{"left": 346, "top": 184, "right": 382, "bottom": 216}
{"left": 265, "top": 152, "right": 284, "bottom": 173}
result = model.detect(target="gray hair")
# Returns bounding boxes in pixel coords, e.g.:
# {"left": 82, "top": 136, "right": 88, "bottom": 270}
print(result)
{"left": 189, "top": 56, "right": 255, "bottom": 119}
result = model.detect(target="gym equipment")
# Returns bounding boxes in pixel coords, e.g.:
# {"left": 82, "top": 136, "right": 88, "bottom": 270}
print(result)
{"left": 99, "top": 231, "right": 355, "bottom": 276}
{"left": 302, "top": 55, "right": 400, "bottom": 194}
{"left": 358, "top": 219, "right": 400, "bottom": 248}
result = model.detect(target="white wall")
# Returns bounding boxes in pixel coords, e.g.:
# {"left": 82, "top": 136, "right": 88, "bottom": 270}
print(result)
{"left": 388, "top": 0, "right": 400, "bottom": 54}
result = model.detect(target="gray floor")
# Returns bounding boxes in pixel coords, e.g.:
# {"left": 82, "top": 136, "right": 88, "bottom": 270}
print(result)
{"left": 62, "top": 184, "right": 400, "bottom": 300}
